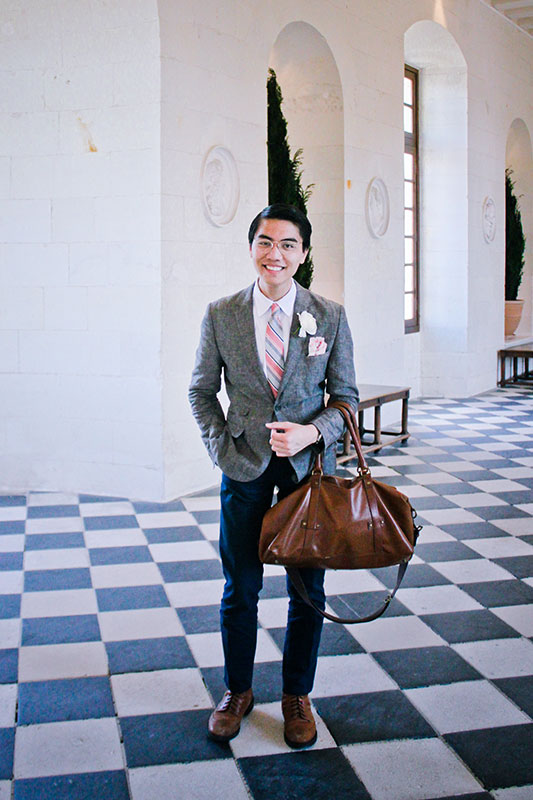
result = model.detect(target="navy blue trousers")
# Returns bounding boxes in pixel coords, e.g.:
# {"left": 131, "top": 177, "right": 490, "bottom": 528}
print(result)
{"left": 219, "top": 454, "right": 325, "bottom": 696}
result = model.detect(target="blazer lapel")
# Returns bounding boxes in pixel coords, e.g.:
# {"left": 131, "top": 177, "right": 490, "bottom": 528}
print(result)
{"left": 234, "top": 284, "right": 272, "bottom": 396}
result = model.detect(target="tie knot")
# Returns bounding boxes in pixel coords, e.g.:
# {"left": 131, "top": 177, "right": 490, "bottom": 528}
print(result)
{"left": 270, "top": 303, "right": 280, "bottom": 315}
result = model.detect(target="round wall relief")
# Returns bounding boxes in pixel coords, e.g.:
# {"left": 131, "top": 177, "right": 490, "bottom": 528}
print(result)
{"left": 482, "top": 196, "right": 496, "bottom": 243}
{"left": 201, "top": 146, "right": 240, "bottom": 227}
{"left": 365, "top": 177, "right": 390, "bottom": 238}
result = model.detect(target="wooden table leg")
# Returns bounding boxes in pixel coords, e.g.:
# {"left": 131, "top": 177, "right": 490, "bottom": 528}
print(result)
{"left": 401, "top": 396, "right": 409, "bottom": 435}
{"left": 374, "top": 404, "right": 382, "bottom": 445}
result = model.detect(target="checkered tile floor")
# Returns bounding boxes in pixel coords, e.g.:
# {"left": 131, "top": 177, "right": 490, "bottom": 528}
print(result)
{"left": 1, "top": 387, "right": 533, "bottom": 800}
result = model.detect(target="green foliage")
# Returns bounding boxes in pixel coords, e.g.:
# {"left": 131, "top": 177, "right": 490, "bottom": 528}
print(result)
{"left": 505, "top": 168, "right": 526, "bottom": 301}
{"left": 267, "top": 68, "right": 314, "bottom": 288}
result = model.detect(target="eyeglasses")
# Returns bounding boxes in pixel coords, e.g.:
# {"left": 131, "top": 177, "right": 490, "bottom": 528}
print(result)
{"left": 254, "top": 238, "right": 302, "bottom": 253}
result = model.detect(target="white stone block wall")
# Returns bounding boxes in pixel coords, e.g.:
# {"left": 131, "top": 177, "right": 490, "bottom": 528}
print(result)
{"left": 0, "top": 0, "right": 163, "bottom": 499}
{"left": 1, "top": 0, "right": 533, "bottom": 499}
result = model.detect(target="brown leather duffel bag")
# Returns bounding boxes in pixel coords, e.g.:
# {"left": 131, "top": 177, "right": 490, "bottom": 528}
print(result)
{"left": 259, "top": 400, "right": 421, "bottom": 623}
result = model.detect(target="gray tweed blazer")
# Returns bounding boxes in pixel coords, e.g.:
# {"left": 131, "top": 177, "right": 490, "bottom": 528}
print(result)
{"left": 189, "top": 282, "right": 359, "bottom": 482}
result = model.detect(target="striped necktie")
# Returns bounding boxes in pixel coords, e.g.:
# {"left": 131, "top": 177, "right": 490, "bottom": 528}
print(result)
{"left": 265, "top": 303, "right": 285, "bottom": 397}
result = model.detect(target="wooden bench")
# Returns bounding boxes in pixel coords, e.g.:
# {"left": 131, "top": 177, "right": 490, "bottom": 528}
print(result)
{"left": 337, "top": 383, "right": 410, "bottom": 463}
{"left": 498, "top": 343, "right": 533, "bottom": 387}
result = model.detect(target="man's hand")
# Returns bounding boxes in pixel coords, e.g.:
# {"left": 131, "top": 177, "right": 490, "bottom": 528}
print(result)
{"left": 265, "top": 421, "right": 320, "bottom": 457}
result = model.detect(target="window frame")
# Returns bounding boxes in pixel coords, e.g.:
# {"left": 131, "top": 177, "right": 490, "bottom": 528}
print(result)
{"left": 404, "top": 65, "right": 420, "bottom": 334}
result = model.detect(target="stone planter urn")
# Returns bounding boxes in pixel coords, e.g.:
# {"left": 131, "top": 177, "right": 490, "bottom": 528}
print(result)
{"left": 505, "top": 299, "right": 524, "bottom": 337}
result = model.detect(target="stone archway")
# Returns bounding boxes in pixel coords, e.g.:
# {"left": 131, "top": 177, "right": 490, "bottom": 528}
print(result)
{"left": 269, "top": 22, "right": 344, "bottom": 303}
{"left": 506, "top": 119, "right": 533, "bottom": 336}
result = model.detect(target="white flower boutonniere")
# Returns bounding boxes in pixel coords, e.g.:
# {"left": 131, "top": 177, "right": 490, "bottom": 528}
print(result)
{"left": 297, "top": 310, "right": 317, "bottom": 338}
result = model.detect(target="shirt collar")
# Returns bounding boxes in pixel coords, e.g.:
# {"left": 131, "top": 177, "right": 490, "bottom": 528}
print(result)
{"left": 253, "top": 279, "right": 297, "bottom": 317}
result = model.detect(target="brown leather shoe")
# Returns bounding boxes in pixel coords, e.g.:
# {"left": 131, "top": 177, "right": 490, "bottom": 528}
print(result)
{"left": 207, "top": 689, "right": 254, "bottom": 742}
{"left": 282, "top": 693, "right": 317, "bottom": 748}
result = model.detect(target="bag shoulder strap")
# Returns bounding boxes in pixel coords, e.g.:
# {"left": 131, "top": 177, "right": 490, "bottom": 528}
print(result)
{"left": 286, "top": 562, "right": 409, "bottom": 624}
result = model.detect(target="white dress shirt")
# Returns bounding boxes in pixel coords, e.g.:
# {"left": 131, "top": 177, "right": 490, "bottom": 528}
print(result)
{"left": 252, "top": 279, "right": 296, "bottom": 379}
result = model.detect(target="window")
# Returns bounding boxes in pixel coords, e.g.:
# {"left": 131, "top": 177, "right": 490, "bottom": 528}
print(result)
{"left": 404, "top": 66, "right": 419, "bottom": 333}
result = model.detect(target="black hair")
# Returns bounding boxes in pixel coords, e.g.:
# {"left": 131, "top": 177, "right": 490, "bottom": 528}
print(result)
{"left": 248, "top": 203, "right": 312, "bottom": 251}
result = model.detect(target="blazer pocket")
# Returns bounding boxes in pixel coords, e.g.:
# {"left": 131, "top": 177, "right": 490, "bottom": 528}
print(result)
{"left": 226, "top": 408, "right": 248, "bottom": 438}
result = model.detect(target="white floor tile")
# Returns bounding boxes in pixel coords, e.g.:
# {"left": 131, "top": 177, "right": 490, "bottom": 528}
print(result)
{"left": 464, "top": 537, "right": 533, "bottom": 558}
{"left": 402, "top": 472, "right": 462, "bottom": 486}
{"left": 257, "top": 597, "right": 289, "bottom": 628}
{"left": 84, "top": 530, "right": 147, "bottom": 548}
{"left": 0, "top": 534, "right": 24, "bottom": 552}
{"left": 24, "top": 549, "right": 90, "bottom": 570}
{"left": 312, "top": 654, "right": 396, "bottom": 697}
{"left": 79, "top": 501, "right": 135, "bottom": 517}
{"left": 491, "top": 605, "right": 533, "bottom": 637}
{"left": 199, "top": 523, "right": 219, "bottom": 540}
{"left": 324, "top": 569, "right": 386, "bottom": 595}
{"left": 491, "top": 517, "right": 533, "bottom": 536}
{"left": 493, "top": 787, "right": 533, "bottom": 800}
{"left": 18, "top": 642, "right": 108, "bottom": 681}
{"left": 111, "top": 668, "right": 211, "bottom": 715}
{"left": 0, "top": 506, "right": 26, "bottom": 521}
{"left": 346, "top": 616, "right": 445, "bottom": 652}
{"left": 373, "top": 456, "right": 423, "bottom": 466}
{"left": 0, "top": 619, "right": 21, "bottom": 648}
{"left": 27, "top": 493, "right": 79, "bottom": 506}
{"left": 417, "top": 508, "right": 483, "bottom": 525}
{"left": 0, "top": 782, "right": 11, "bottom": 800}
{"left": 0, "top": 570, "right": 23, "bottom": 593}
{"left": 343, "top": 738, "right": 482, "bottom": 800}
{"left": 0, "top": 684, "right": 17, "bottom": 727}
{"left": 148, "top": 540, "right": 218, "bottom": 563}
{"left": 165, "top": 579, "right": 224, "bottom": 608}
{"left": 98, "top": 607, "right": 184, "bottom": 641}
{"left": 492, "top": 467, "right": 533, "bottom": 479}
{"left": 393, "top": 485, "right": 438, "bottom": 499}
{"left": 430, "top": 559, "right": 515, "bottom": 584}
{"left": 396, "top": 585, "right": 484, "bottom": 615}
{"left": 14, "top": 718, "right": 123, "bottom": 779}
{"left": 186, "top": 629, "right": 280, "bottom": 668}
{"left": 181, "top": 496, "right": 221, "bottom": 511}
{"left": 453, "top": 638, "right": 533, "bottom": 678}
{"left": 136, "top": 511, "right": 198, "bottom": 529}
{"left": 471, "top": 479, "right": 529, "bottom": 493}
{"left": 416, "top": 526, "right": 455, "bottom": 543}
{"left": 25, "top": 517, "right": 83, "bottom": 533}
{"left": 430, "top": 461, "right": 482, "bottom": 473}
{"left": 90, "top": 562, "right": 162, "bottom": 589}
{"left": 230, "top": 700, "right": 336, "bottom": 758}
{"left": 444, "top": 493, "right": 507, "bottom": 508}
{"left": 21, "top": 589, "right": 98, "bottom": 618}
{"left": 129, "top": 759, "right": 250, "bottom": 800}
{"left": 405, "top": 680, "right": 529, "bottom": 733}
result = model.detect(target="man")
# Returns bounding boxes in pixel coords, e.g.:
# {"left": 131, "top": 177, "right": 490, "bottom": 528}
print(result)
{"left": 189, "top": 203, "right": 358, "bottom": 748}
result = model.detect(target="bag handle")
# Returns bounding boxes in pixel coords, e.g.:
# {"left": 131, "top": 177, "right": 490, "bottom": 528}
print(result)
{"left": 286, "top": 399, "right": 410, "bottom": 624}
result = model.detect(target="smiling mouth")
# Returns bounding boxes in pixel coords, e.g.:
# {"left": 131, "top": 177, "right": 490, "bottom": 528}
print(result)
{"left": 264, "top": 265, "right": 284, "bottom": 272}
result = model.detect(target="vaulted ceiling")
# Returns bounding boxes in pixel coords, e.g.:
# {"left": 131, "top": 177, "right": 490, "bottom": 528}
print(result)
{"left": 485, "top": 0, "right": 533, "bottom": 36}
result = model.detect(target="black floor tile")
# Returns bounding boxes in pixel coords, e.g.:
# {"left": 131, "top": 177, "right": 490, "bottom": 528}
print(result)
{"left": 469, "top": 506, "right": 530, "bottom": 520}
{"left": 409, "top": 496, "right": 458, "bottom": 510}
{"left": 261, "top": 574, "right": 289, "bottom": 598}
{"left": 158, "top": 559, "right": 223, "bottom": 582}
{"left": 429, "top": 483, "right": 480, "bottom": 496}
{"left": 314, "top": 690, "right": 436, "bottom": 744}
{"left": 13, "top": 771, "right": 130, "bottom": 800}
{"left": 105, "top": 636, "right": 195, "bottom": 673}
{"left": 420, "top": 610, "right": 521, "bottom": 643}
{"left": 177, "top": 604, "right": 221, "bottom": 634}
{"left": 373, "top": 646, "right": 482, "bottom": 688}
{"left": 445, "top": 725, "right": 533, "bottom": 790}
{"left": 0, "top": 648, "right": 18, "bottom": 683}
{"left": 440, "top": 522, "right": 509, "bottom": 540}
{"left": 192, "top": 510, "right": 220, "bottom": 524}
{"left": 493, "top": 556, "right": 533, "bottom": 579}
{"left": 493, "top": 676, "right": 533, "bottom": 717}
{"left": 239, "top": 749, "right": 371, "bottom": 800}
{"left": 143, "top": 525, "right": 203, "bottom": 543}
{"left": 459, "top": 580, "right": 533, "bottom": 607}
{"left": 414, "top": 542, "right": 481, "bottom": 562}
{"left": 317, "top": 621, "right": 365, "bottom": 655}
{"left": 121, "top": 710, "right": 230, "bottom": 766}
{"left": 328, "top": 592, "right": 411, "bottom": 620}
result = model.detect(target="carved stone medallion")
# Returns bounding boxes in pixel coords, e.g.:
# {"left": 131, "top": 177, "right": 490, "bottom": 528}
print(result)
{"left": 482, "top": 196, "right": 496, "bottom": 243}
{"left": 365, "top": 177, "right": 390, "bottom": 238}
{"left": 202, "top": 146, "right": 240, "bottom": 227}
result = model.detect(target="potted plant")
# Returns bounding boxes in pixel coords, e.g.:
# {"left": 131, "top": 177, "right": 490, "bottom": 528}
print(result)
{"left": 505, "top": 168, "right": 527, "bottom": 336}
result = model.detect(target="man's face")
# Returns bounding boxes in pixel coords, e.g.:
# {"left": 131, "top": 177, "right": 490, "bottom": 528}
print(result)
{"left": 250, "top": 218, "right": 308, "bottom": 300}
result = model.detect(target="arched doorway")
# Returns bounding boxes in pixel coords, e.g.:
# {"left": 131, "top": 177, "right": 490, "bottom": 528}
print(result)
{"left": 506, "top": 119, "right": 533, "bottom": 337}
{"left": 269, "top": 22, "right": 344, "bottom": 303}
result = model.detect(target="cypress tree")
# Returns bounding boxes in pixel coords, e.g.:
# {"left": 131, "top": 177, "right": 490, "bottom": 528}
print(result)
{"left": 267, "top": 68, "right": 314, "bottom": 288}
{"left": 505, "top": 169, "right": 526, "bottom": 301}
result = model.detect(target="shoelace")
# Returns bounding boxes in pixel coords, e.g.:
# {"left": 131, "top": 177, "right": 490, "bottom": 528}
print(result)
{"left": 219, "top": 691, "right": 246, "bottom": 715}
{"left": 287, "top": 695, "right": 310, "bottom": 721}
